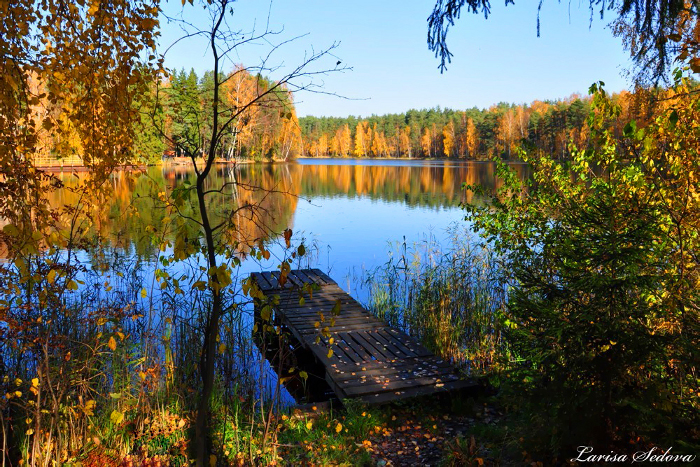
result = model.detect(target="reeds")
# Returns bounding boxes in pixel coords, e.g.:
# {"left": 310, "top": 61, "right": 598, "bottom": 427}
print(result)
{"left": 0, "top": 240, "right": 295, "bottom": 465}
{"left": 363, "top": 225, "right": 509, "bottom": 374}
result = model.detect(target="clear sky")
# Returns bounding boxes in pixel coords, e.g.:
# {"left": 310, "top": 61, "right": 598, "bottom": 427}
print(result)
{"left": 158, "top": 0, "right": 632, "bottom": 118}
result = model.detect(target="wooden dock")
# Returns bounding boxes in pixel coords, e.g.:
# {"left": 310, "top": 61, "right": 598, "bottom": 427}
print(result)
{"left": 251, "top": 268, "right": 475, "bottom": 405}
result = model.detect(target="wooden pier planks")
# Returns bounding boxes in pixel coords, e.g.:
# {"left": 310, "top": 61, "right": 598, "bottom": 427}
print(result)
{"left": 251, "top": 268, "right": 475, "bottom": 404}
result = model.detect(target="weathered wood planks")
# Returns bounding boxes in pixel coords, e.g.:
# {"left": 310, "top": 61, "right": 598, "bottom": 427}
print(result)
{"left": 251, "top": 268, "right": 476, "bottom": 404}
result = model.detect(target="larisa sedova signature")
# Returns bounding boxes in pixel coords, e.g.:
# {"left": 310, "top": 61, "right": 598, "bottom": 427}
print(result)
{"left": 571, "top": 446, "right": 697, "bottom": 463}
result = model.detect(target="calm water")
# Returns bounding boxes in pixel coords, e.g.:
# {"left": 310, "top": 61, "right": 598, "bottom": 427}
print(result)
{"left": 48, "top": 158, "right": 520, "bottom": 292}
{"left": 41, "top": 158, "right": 526, "bottom": 404}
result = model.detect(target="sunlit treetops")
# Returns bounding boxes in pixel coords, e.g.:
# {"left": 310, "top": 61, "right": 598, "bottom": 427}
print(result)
{"left": 299, "top": 88, "right": 672, "bottom": 159}
{"left": 155, "top": 66, "right": 301, "bottom": 163}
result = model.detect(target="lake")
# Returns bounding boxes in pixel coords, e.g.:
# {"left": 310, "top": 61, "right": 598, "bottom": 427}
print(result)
{"left": 38, "top": 158, "right": 526, "bottom": 404}
{"left": 47, "top": 158, "right": 519, "bottom": 291}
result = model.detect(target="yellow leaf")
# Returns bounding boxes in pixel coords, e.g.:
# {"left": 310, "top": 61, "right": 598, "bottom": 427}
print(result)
{"left": 299, "top": 371, "right": 308, "bottom": 380}
{"left": 47, "top": 269, "right": 56, "bottom": 284}
{"left": 26, "top": 428, "right": 34, "bottom": 436}
{"left": 140, "top": 288, "right": 147, "bottom": 298}
{"left": 15, "top": 391, "right": 22, "bottom": 398}
{"left": 66, "top": 280, "right": 78, "bottom": 291}
{"left": 260, "top": 305, "right": 272, "bottom": 322}
{"left": 335, "top": 422, "right": 342, "bottom": 433}
{"left": 306, "top": 420, "right": 313, "bottom": 430}
{"left": 110, "top": 410, "right": 124, "bottom": 425}
{"left": 327, "top": 348, "right": 334, "bottom": 359}
{"left": 107, "top": 336, "right": 117, "bottom": 351}
{"left": 218, "top": 343, "right": 226, "bottom": 354}
{"left": 83, "top": 399, "right": 96, "bottom": 416}
{"left": 31, "top": 378, "right": 39, "bottom": 388}
{"left": 314, "top": 321, "right": 320, "bottom": 328}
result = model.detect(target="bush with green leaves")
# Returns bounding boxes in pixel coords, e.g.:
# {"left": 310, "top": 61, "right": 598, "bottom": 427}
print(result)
{"left": 465, "top": 78, "right": 699, "bottom": 454}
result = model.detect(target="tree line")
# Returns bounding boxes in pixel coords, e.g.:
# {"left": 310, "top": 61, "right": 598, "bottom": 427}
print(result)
{"left": 29, "top": 66, "right": 303, "bottom": 167}
{"left": 299, "top": 87, "right": 672, "bottom": 159}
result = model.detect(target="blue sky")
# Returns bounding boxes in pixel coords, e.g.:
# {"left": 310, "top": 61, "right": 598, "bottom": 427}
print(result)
{"left": 158, "top": 0, "right": 632, "bottom": 117}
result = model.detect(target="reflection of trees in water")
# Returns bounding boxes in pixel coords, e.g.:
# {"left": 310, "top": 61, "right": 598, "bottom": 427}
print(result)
{"left": 208, "top": 164, "right": 301, "bottom": 248}
{"left": 295, "top": 162, "right": 529, "bottom": 207}
{"left": 29, "top": 165, "right": 301, "bottom": 259}
{"left": 4, "top": 162, "right": 528, "bottom": 259}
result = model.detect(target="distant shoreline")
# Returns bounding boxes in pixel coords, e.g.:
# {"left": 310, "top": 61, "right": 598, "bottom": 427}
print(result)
{"left": 34, "top": 156, "right": 526, "bottom": 171}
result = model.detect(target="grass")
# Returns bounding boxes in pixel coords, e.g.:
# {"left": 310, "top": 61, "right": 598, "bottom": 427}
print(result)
{"left": 362, "top": 226, "right": 509, "bottom": 374}
{"left": 272, "top": 401, "right": 378, "bottom": 466}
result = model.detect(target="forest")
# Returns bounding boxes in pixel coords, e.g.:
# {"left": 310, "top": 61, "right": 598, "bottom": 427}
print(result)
{"left": 300, "top": 87, "right": 674, "bottom": 160}
{"left": 30, "top": 66, "right": 302, "bottom": 168}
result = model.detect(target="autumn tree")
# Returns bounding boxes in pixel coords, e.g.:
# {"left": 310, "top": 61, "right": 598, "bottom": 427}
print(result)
{"left": 0, "top": 0, "right": 160, "bottom": 224}
{"left": 432, "top": 0, "right": 699, "bottom": 456}
{"left": 278, "top": 107, "right": 302, "bottom": 160}
{"left": 1, "top": 0, "right": 162, "bottom": 463}
{"left": 442, "top": 120, "right": 456, "bottom": 157}
{"left": 465, "top": 117, "right": 479, "bottom": 158}
{"left": 421, "top": 126, "right": 434, "bottom": 157}
{"left": 496, "top": 108, "right": 516, "bottom": 158}
{"left": 354, "top": 120, "right": 369, "bottom": 156}
{"left": 335, "top": 123, "right": 352, "bottom": 156}
{"left": 317, "top": 133, "right": 329, "bottom": 157}
{"left": 464, "top": 79, "right": 699, "bottom": 455}
{"left": 154, "top": 1, "right": 344, "bottom": 463}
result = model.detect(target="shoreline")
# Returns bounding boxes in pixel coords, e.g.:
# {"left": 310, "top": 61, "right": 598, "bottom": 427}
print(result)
{"left": 34, "top": 156, "right": 525, "bottom": 171}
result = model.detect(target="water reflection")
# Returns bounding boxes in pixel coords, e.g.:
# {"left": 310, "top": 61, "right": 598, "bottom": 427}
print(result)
{"left": 2, "top": 160, "right": 527, "bottom": 260}
{"left": 295, "top": 159, "right": 513, "bottom": 208}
